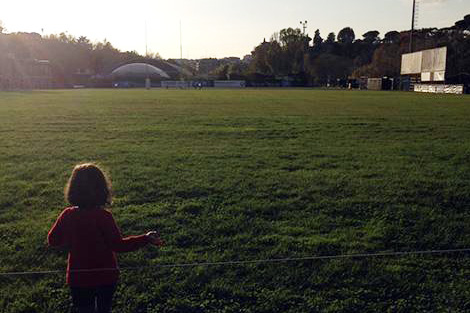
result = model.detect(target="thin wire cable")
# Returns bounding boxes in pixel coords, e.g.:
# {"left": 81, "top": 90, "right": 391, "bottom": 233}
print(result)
{"left": 0, "top": 248, "right": 469, "bottom": 277}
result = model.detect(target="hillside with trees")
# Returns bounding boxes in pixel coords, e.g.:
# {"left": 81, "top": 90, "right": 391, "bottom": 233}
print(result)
{"left": 245, "top": 14, "right": 470, "bottom": 86}
{"left": 0, "top": 29, "right": 165, "bottom": 88}
{"left": 0, "top": 14, "right": 469, "bottom": 88}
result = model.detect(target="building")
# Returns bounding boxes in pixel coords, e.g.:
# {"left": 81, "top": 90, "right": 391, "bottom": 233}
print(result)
{"left": 0, "top": 55, "right": 52, "bottom": 90}
{"left": 111, "top": 63, "right": 170, "bottom": 88}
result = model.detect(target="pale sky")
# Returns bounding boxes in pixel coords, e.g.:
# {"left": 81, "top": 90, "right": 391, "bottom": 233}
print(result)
{"left": 1, "top": 0, "right": 469, "bottom": 59}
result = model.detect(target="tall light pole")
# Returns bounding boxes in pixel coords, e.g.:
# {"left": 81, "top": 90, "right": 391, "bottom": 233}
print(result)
{"left": 300, "top": 20, "right": 308, "bottom": 35}
{"left": 145, "top": 21, "right": 150, "bottom": 89}
{"left": 299, "top": 20, "right": 308, "bottom": 83}
{"left": 180, "top": 20, "right": 183, "bottom": 60}
{"left": 179, "top": 20, "right": 184, "bottom": 83}
{"left": 145, "top": 21, "right": 148, "bottom": 57}
{"left": 410, "top": 0, "right": 417, "bottom": 53}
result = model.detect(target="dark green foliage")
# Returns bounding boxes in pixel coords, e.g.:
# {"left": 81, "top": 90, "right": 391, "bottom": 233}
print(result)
{"left": 0, "top": 89, "right": 469, "bottom": 312}
{"left": 249, "top": 15, "right": 470, "bottom": 85}
{"left": 337, "top": 27, "right": 356, "bottom": 45}
{"left": 0, "top": 32, "right": 161, "bottom": 88}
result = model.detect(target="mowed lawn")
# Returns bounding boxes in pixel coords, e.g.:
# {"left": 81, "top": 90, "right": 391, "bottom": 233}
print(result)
{"left": 0, "top": 89, "right": 469, "bottom": 312}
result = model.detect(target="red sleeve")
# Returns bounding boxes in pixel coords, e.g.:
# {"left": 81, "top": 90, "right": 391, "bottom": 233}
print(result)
{"left": 100, "top": 210, "right": 150, "bottom": 253}
{"left": 48, "top": 209, "right": 69, "bottom": 247}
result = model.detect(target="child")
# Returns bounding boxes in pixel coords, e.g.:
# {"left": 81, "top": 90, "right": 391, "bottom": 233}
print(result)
{"left": 48, "top": 163, "right": 163, "bottom": 313}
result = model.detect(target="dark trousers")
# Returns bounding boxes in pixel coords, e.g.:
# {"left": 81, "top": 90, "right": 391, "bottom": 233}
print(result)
{"left": 70, "top": 284, "right": 117, "bottom": 313}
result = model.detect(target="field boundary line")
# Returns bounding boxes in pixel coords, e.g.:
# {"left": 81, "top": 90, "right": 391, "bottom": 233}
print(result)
{"left": 1, "top": 248, "right": 469, "bottom": 277}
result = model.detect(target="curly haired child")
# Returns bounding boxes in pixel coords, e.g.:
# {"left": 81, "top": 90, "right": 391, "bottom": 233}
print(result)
{"left": 48, "top": 163, "right": 163, "bottom": 313}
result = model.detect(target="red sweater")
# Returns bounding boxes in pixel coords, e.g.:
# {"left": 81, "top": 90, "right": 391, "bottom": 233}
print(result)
{"left": 48, "top": 207, "right": 150, "bottom": 287}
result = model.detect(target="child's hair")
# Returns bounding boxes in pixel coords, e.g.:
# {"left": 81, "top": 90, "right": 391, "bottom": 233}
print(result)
{"left": 65, "top": 163, "right": 112, "bottom": 208}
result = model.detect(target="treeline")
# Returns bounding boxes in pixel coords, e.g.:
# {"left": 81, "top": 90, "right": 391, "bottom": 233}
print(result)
{"left": 216, "top": 14, "right": 470, "bottom": 86}
{"left": 0, "top": 15, "right": 469, "bottom": 87}
{"left": 0, "top": 28, "right": 163, "bottom": 87}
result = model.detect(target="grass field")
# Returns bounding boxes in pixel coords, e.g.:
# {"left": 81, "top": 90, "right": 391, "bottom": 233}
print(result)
{"left": 0, "top": 89, "right": 469, "bottom": 312}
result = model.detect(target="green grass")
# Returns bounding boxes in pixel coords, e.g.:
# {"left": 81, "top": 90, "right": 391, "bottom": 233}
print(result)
{"left": 0, "top": 89, "right": 469, "bottom": 312}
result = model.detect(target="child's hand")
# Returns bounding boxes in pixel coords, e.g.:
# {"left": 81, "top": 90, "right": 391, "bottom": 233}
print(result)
{"left": 146, "top": 231, "right": 165, "bottom": 247}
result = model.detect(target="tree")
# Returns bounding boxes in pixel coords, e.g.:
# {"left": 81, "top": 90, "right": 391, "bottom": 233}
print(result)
{"left": 77, "top": 36, "right": 92, "bottom": 49}
{"left": 0, "top": 20, "right": 5, "bottom": 34}
{"left": 353, "top": 44, "right": 401, "bottom": 78}
{"left": 308, "top": 53, "right": 352, "bottom": 85}
{"left": 338, "top": 27, "right": 355, "bottom": 44}
{"left": 212, "top": 64, "right": 230, "bottom": 80}
{"left": 270, "top": 32, "right": 280, "bottom": 42}
{"left": 278, "top": 28, "right": 310, "bottom": 74}
{"left": 325, "top": 32, "right": 336, "bottom": 43}
{"left": 250, "top": 39, "right": 281, "bottom": 76}
{"left": 279, "top": 28, "right": 304, "bottom": 46}
{"left": 362, "top": 31, "right": 380, "bottom": 44}
{"left": 313, "top": 29, "right": 323, "bottom": 46}
{"left": 58, "top": 32, "right": 75, "bottom": 43}
{"left": 383, "top": 31, "right": 400, "bottom": 44}
{"left": 212, "top": 62, "right": 248, "bottom": 80}
{"left": 454, "top": 16, "right": 470, "bottom": 30}
{"left": 145, "top": 51, "right": 161, "bottom": 59}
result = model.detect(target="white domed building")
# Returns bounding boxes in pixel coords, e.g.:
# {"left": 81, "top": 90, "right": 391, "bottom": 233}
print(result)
{"left": 110, "top": 60, "right": 194, "bottom": 88}
{"left": 111, "top": 63, "right": 170, "bottom": 87}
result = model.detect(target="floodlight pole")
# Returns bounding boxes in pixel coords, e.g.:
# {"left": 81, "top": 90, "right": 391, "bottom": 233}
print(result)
{"left": 300, "top": 20, "right": 308, "bottom": 35}
{"left": 299, "top": 20, "right": 308, "bottom": 82}
{"left": 145, "top": 21, "right": 150, "bottom": 89}
{"left": 180, "top": 20, "right": 183, "bottom": 60}
{"left": 410, "top": 0, "right": 416, "bottom": 53}
{"left": 180, "top": 20, "right": 184, "bottom": 83}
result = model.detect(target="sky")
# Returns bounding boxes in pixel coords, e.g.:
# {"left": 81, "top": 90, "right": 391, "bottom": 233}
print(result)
{"left": 1, "top": 0, "right": 469, "bottom": 59}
